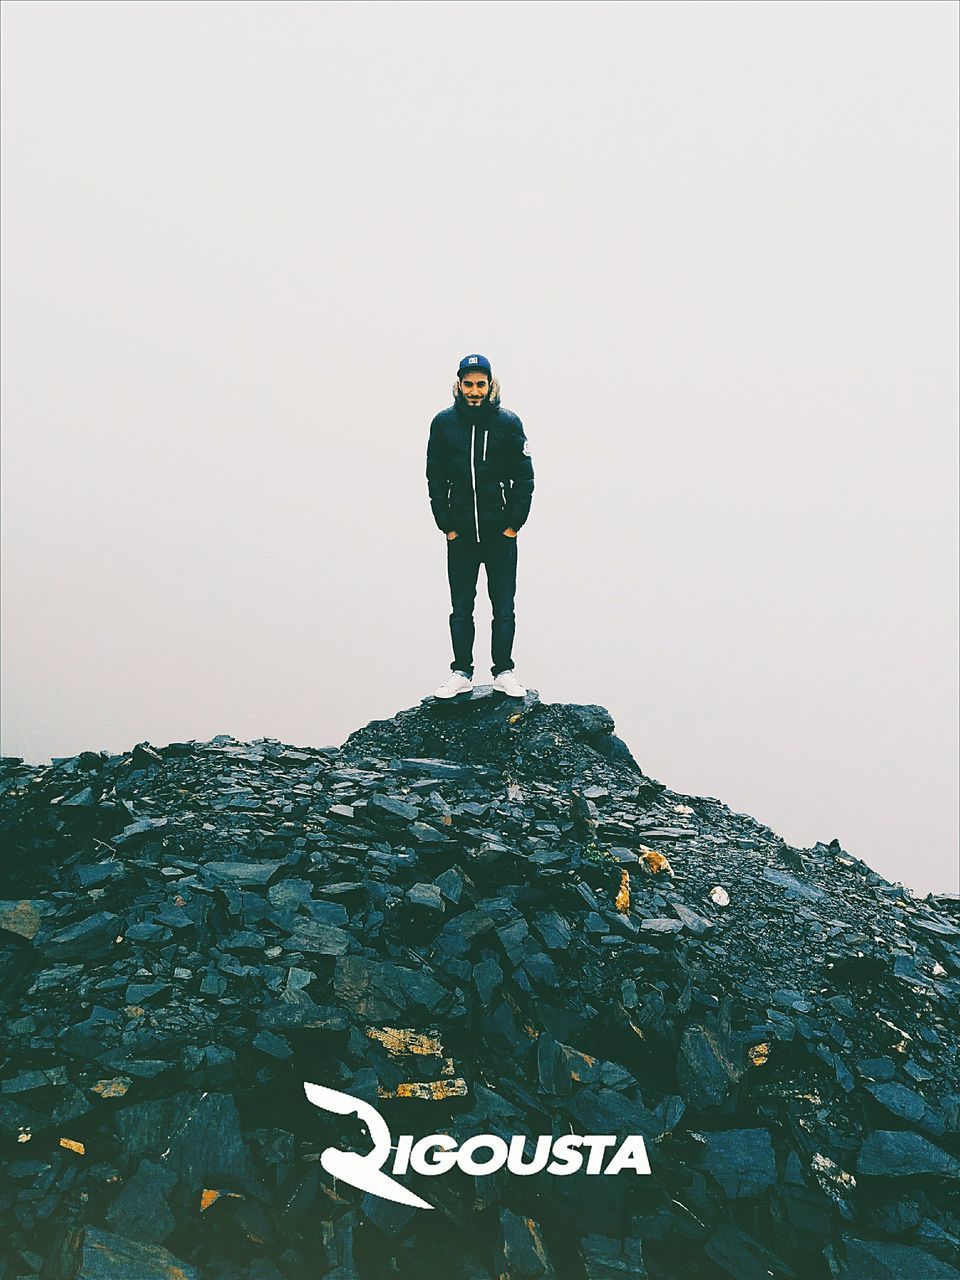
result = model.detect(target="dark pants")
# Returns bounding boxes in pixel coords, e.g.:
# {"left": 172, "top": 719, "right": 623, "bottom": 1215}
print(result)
{"left": 446, "top": 532, "right": 518, "bottom": 678}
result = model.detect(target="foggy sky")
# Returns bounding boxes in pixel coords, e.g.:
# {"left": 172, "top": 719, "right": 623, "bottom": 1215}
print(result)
{"left": 2, "top": 0, "right": 957, "bottom": 895}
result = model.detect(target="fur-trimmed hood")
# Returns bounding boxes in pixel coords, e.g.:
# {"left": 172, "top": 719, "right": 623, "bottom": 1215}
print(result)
{"left": 452, "top": 374, "right": 501, "bottom": 415}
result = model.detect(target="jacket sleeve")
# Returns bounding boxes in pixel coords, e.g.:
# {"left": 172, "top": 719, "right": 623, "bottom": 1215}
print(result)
{"left": 426, "top": 417, "right": 451, "bottom": 532}
{"left": 504, "top": 418, "right": 535, "bottom": 530}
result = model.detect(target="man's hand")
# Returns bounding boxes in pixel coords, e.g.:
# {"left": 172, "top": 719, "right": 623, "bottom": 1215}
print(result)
{"left": 447, "top": 529, "right": 517, "bottom": 539}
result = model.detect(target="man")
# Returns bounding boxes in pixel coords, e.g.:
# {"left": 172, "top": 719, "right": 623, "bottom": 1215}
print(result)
{"left": 426, "top": 353, "right": 534, "bottom": 699}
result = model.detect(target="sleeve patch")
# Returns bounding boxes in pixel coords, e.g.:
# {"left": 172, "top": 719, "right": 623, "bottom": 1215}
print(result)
{"left": 522, "top": 440, "right": 531, "bottom": 456}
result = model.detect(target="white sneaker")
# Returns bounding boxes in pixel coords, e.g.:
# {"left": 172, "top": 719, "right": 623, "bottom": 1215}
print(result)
{"left": 434, "top": 671, "right": 473, "bottom": 699}
{"left": 493, "top": 670, "right": 527, "bottom": 697}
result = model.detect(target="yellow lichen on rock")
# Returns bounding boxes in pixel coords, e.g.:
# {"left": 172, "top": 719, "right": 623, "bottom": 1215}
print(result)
{"left": 365, "top": 1027, "right": 443, "bottom": 1057}
{"left": 91, "top": 1077, "right": 131, "bottom": 1098}
{"left": 378, "top": 1079, "right": 469, "bottom": 1100}
{"left": 638, "top": 848, "right": 674, "bottom": 876}
{"left": 201, "top": 1189, "right": 242, "bottom": 1211}
{"left": 615, "top": 869, "right": 631, "bottom": 913}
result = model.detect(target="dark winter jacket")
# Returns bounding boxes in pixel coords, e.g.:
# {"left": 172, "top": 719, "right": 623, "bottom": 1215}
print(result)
{"left": 426, "top": 376, "right": 535, "bottom": 541}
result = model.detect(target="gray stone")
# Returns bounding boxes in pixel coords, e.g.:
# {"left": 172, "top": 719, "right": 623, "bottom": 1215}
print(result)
{"left": 858, "top": 1130, "right": 960, "bottom": 1178}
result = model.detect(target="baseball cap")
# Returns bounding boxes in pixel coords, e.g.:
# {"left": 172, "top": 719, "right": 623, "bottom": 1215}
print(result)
{"left": 457, "top": 353, "right": 492, "bottom": 378}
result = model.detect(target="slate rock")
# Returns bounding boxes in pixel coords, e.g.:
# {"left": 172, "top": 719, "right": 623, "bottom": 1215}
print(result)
{"left": 704, "top": 1225, "right": 798, "bottom": 1280}
{"left": 104, "top": 1159, "right": 177, "bottom": 1244}
{"left": 677, "top": 1025, "right": 742, "bottom": 1110}
{"left": 580, "top": 1233, "right": 647, "bottom": 1278}
{"left": 498, "top": 1207, "right": 556, "bottom": 1279}
{"left": 865, "top": 1081, "right": 946, "bottom": 1136}
{"left": 77, "top": 1226, "right": 198, "bottom": 1280}
{"left": 672, "top": 902, "right": 714, "bottom": 935}
{"left": 405, "top": 882, "right": 445, "bottom": 915}
{"left": 334, "top": 956, "right": 409, "bottom": 1022}
{"left": 474, "top": 955, "right": 504, "bottom": 1005}
{"left": 202, "top": 861, "right": 281, "bottom": 885}
{"left": 640, "top": 917, "right": 683, "bottom": 934}
{"left": 436, "top": 909, "right": 496, "bottom": 957}
{"left": 838, "top": 1236, "right": 960, "bottom": 1279}
{"left": 858, "top": 1130, "right": 960, "bottom": 1178}
{"left": 762, "top": 866, "right": 824, "bottom": 902}
{"left": 282, "top": 920, "right": 352, "bottom": 956}
{"left": 701, "top": 1128, "right": 777, "bottom": 1198}
{"left": 366, "top": 792, "right": 419, "bottom": 822}
{"left": 46, "top": 913, "right": 120, "bottom": 959}
{"left": 0, "top": 899, "right": 49, "bottom": 939}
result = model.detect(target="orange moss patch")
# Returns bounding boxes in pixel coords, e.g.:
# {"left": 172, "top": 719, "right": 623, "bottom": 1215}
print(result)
{"left": 365, "top": 1027, "right": 443, "bottom": 1057}
{"left": 378, "top": 1079, "right": 468, "bottom": 1100}
{"left": 615, "top": 869, "right": 631, "bottom": 913}
{"left": 638, "top": 848, "right": 674, "bottom": 876}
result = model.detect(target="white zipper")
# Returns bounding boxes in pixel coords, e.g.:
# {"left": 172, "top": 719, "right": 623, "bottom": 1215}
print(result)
{"left": 482, "top": 429, "right": 488, "bottom": 462}
{"left": 471, "top": 423, "right": 481, "bottom": 541}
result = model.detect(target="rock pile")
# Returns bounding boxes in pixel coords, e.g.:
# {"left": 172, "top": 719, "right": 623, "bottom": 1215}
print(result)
{"left": 0, "top": 688, "right": 958, "bottom": 1279}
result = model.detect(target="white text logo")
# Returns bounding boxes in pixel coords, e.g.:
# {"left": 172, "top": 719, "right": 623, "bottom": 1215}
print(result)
{"left": 304, "top": 1083, "right": 651, "bottom": 1210}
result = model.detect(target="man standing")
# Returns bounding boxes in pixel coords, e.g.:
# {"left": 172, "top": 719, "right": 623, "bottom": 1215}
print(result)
{"left": 426, "top": 354, "right": 535, "bottom": 699}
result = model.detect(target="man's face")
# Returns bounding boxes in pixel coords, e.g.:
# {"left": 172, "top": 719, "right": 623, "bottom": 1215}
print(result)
{"left": 460, "top": 372, "right": 490, "bottom": 406}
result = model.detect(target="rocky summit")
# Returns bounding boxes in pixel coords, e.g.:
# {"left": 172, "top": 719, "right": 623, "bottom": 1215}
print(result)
{"left": 1, "top": 687, "right": 958, "bottom": 1280}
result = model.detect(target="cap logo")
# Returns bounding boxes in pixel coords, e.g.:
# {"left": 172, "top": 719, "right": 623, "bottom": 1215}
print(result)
{"left": 468, "top": 357, "right": 478, "bottom": 364}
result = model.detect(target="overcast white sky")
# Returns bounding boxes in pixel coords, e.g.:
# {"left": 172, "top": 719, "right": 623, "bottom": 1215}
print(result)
{"left": 2, "top": 1, "right": 957, "bottom": 895}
